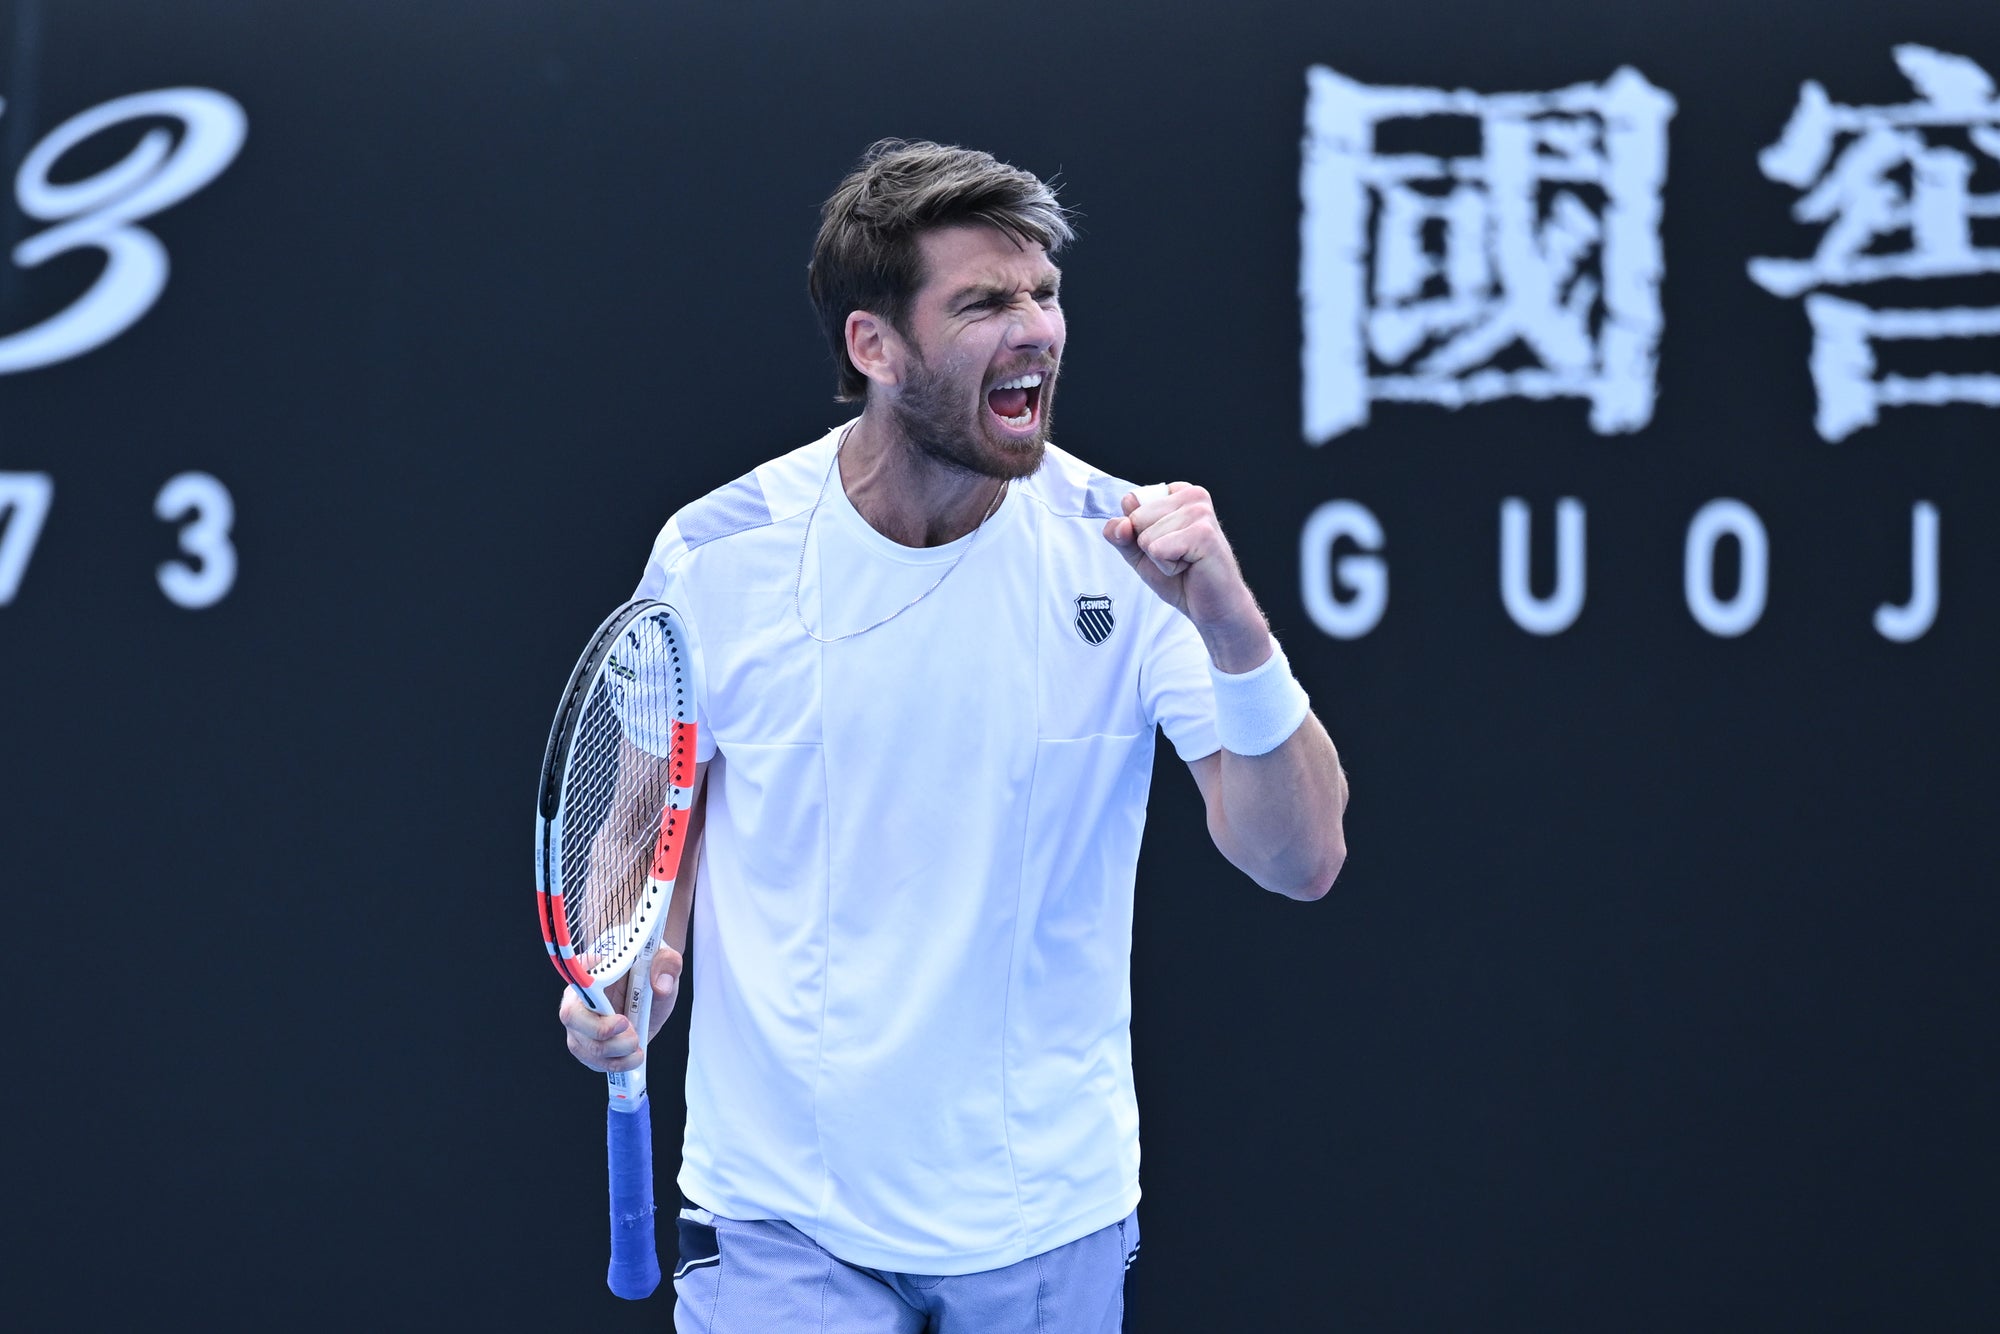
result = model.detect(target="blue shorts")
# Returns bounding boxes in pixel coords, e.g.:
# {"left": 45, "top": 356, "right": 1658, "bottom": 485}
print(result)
{"left": 671, "top": 1200, "right": 1140, "bottom": 1333}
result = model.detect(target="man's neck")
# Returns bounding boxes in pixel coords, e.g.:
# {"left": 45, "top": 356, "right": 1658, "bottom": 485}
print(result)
{"left": 838, "top": 405, "right": 1007, "bottom": 548}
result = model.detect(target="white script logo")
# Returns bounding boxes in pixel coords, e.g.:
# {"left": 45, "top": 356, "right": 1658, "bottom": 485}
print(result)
{"left": 0, "top": 87, "right": 246, "bottom": 375}
{"left": 1750, "top": 46, "right": 2000, "bottom": 441}
{"left": 1300, "top": 66, "right": 1675, "bottom": 442}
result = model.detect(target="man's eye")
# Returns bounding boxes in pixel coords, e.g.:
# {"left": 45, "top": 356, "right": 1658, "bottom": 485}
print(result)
{"left": 962, "top": 290, "right": 1057, "bottom": 314}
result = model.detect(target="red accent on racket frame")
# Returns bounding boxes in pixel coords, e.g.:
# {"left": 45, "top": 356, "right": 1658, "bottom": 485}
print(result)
{"left": 536, "top": 889, "right": 576, "bottom": 985}
{"left": 668, "top": 719, "right": 698, "bottom": 789}
{"left": 649, "top": 810, "right": 685, "bottom": 883}
{"left": 544, "top": 891, "right": 595, "bottom": 989}
{"left": 648, "top": 721, "right": 699, "bottom": 883}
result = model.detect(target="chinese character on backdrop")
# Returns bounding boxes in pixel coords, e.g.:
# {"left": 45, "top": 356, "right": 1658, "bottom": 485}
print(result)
{"left": 1750, "top": 46, "right": 2000, "bottom": 442}
{"left": 1300, "top": 66, "right": 1676, "bottom": 444}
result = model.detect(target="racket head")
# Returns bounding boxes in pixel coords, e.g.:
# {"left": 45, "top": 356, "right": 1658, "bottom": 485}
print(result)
{"left": 535, "top": 599, "right": 699, "bottom": 1002}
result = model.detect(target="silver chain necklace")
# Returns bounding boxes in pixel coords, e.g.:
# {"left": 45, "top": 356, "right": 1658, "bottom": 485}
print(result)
{"left": 792, "top": 426, "right": 1009, "bottom": 644}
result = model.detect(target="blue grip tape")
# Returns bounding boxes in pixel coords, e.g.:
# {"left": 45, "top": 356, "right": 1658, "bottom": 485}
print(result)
{"left": 606, "top": 1097, "right": 661, "bottom": 1300}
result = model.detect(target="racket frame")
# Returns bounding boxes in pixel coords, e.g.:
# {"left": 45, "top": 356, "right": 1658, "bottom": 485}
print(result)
{"left": 533, "top": 596, "right": 699, "bottom": 1106}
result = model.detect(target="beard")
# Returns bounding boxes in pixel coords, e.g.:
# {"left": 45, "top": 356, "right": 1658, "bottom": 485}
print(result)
{"left": 890, "top": 344, "right": 1053, "bottom": 481}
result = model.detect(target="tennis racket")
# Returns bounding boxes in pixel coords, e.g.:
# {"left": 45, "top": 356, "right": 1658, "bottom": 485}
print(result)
{"left": 534, "top": 599, "right": 699, "bottom": 1300}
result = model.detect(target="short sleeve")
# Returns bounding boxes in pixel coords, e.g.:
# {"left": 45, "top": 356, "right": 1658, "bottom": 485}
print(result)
{"left": 632, "top": 518, "right": 682, "bottom": 603}
{"left": 629, "top": 522, "right": 718, "bottom": 763}
{"left": 1140, "top": 605, "right": 1218, "bottom": 762}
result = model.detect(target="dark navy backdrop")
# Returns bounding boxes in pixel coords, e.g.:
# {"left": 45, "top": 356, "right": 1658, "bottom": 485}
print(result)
{"left": 2, "top": 2, "right": 1995, "bottom": 1328}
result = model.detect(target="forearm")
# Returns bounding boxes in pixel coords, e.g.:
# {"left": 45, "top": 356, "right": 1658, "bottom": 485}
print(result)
{"left": 1210, "top": 712, "right": 1348, "bottom": 899}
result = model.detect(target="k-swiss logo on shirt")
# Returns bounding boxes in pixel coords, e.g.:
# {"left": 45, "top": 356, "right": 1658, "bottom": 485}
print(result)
{"left": 1073, "top": 594, "right": 1115, "bottom": 646}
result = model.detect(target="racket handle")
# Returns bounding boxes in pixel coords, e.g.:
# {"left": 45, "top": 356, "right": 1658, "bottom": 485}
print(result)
{"left": 606, "top": 1096, "right": 661, "bottom": 1299}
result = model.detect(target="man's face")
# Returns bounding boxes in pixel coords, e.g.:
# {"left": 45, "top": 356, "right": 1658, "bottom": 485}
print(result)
{"left": 886, "top": 224, "right": 1065, "bottom": 480}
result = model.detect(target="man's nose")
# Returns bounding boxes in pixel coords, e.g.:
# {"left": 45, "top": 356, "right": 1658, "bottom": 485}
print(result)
{"left": 1011, "top": 299, "right": 1062, "bottom": 353}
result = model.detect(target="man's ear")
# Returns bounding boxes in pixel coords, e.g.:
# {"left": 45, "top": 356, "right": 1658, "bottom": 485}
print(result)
{"left": 845, "top": 310, "right": 904, "bottom": 392}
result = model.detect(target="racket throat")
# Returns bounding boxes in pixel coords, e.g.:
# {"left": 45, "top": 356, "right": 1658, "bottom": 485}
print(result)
{"left": 587, "top": 972, "right": 656, "bottom": 1108}
{"left": 608, "top": 1065, "right": 651, "bottom": 1106}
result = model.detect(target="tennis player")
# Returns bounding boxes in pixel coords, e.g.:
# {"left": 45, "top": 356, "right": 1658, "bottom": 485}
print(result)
{"left": 560, "top": 139, "right": 1348, "bottom": 1332}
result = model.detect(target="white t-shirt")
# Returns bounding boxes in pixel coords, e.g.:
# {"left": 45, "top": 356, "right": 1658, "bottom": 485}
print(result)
{"left": 633, "top": 422, "right": 1218, "bottom": 1274}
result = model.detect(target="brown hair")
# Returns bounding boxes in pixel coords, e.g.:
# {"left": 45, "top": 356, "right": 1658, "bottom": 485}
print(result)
{"left": 808, "top": 139, "right": 1074, "bottom": 402}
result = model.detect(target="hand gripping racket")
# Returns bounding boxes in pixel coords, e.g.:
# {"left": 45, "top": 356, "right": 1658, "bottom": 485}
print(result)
{"left": 534, "top": 599, "right": 699, "bottom": 1300}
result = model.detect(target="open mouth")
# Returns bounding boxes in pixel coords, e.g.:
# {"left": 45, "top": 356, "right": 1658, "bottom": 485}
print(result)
{"left": 986, "top": 372, "right": 1045, "bottom": 432}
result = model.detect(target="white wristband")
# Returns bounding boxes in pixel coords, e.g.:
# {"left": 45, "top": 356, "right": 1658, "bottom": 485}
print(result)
{"left": 1209, "top": 636, "right": 1311, "bottom": 757}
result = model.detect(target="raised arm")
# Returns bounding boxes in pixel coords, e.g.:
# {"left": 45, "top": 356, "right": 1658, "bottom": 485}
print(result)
{"left": 1104, "top": 484, "right": 1347, "bottom": 900}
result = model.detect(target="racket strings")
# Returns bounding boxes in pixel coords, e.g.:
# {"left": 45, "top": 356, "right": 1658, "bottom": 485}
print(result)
{"left": 557, "top": 614, "right": 690, "bottom": 975}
